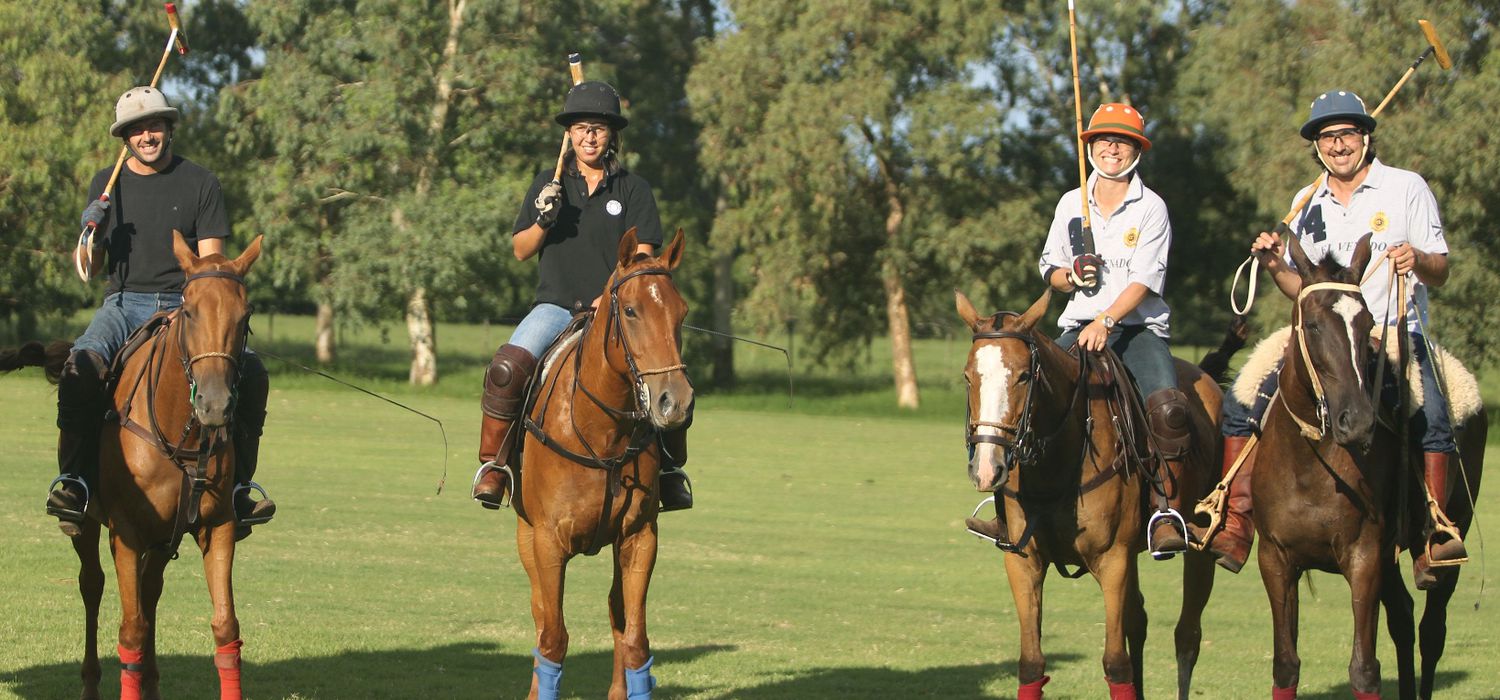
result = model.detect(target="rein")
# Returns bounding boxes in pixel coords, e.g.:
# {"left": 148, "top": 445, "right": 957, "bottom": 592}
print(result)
{"left": 1283, "top": 280, "right": 1364, "bottom": 439}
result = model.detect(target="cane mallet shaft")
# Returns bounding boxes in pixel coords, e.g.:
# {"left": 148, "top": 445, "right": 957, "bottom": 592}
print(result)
{"left": 77, "top": 3, "right": 190, "bottom": 282}
{"left": 1277, "top": 19, "right": 1452, "bottom": 233}
{"left": 1067, "top": 0, "right": 1090, "bottom": 230}
{"left": 550, "top": 53, "right": 585, "bottom": 184}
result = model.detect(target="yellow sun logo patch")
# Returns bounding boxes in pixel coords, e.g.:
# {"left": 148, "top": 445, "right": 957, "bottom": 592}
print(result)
{"left": 1371, "top": 212, "right": 1388, "bottom": 233}
{"left": 1124, "top": 227, "right": 1139, "bottom": 248}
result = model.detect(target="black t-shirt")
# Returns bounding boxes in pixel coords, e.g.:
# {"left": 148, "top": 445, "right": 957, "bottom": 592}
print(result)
{"left": 87, "top": 155, "right": 231, "bottom": 295}
{"left": 513, "top": 165, "right": 664, "bottom": 311}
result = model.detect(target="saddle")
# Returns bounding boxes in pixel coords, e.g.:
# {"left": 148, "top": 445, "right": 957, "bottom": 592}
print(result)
{"left": 109, "top": 310, "right": 176, "bottom": 386}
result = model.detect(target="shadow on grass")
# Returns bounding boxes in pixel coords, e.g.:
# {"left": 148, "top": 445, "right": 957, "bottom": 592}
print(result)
{"left": 7, "top": 642, "right": 733, "bottom": 700}
{"left": 699, "top": 655, "right": 1083, "bottom": 699}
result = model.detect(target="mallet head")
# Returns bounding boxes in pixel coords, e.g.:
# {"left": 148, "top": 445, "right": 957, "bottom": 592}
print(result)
{"left": 165, "top": 3, "right": 189, "bottom": 55}
{"left": 1419, "top": 20, "right": 1451, "bottom": 70}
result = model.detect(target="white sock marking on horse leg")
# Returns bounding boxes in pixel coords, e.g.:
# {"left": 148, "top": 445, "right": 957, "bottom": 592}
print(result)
{"left": 1333, "top": 296, "right": 1365, "bottom": 390}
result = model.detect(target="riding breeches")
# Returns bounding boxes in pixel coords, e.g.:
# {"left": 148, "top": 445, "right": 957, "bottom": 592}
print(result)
{"left": 507, "top": 303, "right": 575, "bottom": 358}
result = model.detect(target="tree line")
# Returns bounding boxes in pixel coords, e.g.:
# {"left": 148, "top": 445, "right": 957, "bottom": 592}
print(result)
{"left": 3, "top": 0, "right": 1496, "bottom": 405}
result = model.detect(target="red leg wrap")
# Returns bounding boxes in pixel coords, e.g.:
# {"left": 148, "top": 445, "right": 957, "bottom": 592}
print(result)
{"left": 118, "top": 645, "right": 144, "bottom": 700}
{"left": 1017, "top": 675, "right": 1050, "bottom": 700}
{"left": 1352, "top": 690, "right": 1380, "bottom": 700}
{"left": 215, "top": 639, "right": 243, "bottom": 700}
{"left": 1271, "top": 684, "right": 1297, "bottom": 700}
{"left": 1107, "top": 679, "right": 1138, "bottom": 699}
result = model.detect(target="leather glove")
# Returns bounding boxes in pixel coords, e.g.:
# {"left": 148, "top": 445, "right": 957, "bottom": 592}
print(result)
{"left": 80, "top": 199, "right": 110, "bottom": 230}
{"left": 534, "top": 181, "right": 564, "bottom": 230}
{"left": 1068, "top": 254, "right": 1104, "bottom": 289}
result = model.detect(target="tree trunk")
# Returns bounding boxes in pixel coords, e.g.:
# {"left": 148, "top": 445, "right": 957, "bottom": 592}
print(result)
{"left": 315, "top": 301, "right": 335, "bottom": 364}
{"left": 406, "top": 286, "right": 437, "bottom": 386}
{"left": 862, "top": 124, "right": 920, "bottom": 409}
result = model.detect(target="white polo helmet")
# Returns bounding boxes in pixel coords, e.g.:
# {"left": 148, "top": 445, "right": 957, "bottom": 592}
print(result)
{"left": 109, "top": 86, "right": 179, "bottom": 137}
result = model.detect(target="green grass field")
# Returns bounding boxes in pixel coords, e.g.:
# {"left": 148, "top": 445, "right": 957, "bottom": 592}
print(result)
{"left": 1, "top": 319, "right": 1497, "bottom": 698}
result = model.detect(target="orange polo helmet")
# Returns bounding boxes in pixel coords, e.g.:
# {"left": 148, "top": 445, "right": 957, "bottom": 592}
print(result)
{"left": 1080, "top": 103, "right": 1151, "bottom": 151}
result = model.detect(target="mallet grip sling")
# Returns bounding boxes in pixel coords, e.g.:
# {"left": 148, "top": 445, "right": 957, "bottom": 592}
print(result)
{"left": 551, "top": 53, "right": 586, "bottom": 183}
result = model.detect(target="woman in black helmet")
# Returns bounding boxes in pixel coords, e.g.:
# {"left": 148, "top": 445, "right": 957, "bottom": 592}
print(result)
{"left": 473, "top": 80, "right": 694, "bottom": 513}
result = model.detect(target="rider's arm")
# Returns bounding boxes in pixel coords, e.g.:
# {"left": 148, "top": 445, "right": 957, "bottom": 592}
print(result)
{"left": 197, "top": 237, "right": 225, "bottom": 257}
{"left": 1101, "top": 282, "right": 1152, "bottom": 321}
{"left": 513, "top": 223, "right": 545, "bottom": 261}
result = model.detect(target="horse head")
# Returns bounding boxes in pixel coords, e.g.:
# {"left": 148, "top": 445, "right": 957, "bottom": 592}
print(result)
{"left": 171, "top": 231, "right": 263, "bottom": 428}
{"left": 604, "top": 227, "right": 692, "bottom": 431}
{"left": 956, "top": 288, "right": 1052, "bottom": 492}
{"left": 1286, "top": 232, "right": 1375, "bottom": 452}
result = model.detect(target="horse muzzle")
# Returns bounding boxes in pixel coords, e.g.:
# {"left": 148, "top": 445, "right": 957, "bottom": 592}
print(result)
{"left": 642, "top": 374, "right": 693, "bottom": 431}
{"left": 969, "top": 444, "right": 1006, "bottom": 492}
{"left": 191, "top": 381, "right": 235, "bottom": 428}
{"left": 1332, "top": 402, "right": 1375, "bottom": 454}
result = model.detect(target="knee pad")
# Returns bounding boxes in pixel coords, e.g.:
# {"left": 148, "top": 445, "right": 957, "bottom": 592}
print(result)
{"left": 482, "top": 345, "right": 538, "bottom": 419}
{"left": 1146, "top": 388, "right": 1192, "bottom": 459}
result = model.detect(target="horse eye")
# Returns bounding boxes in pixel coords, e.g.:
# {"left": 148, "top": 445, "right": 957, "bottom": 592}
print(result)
{"left": 1017, "top": 371, "right": 1032, "bottom": 383}
{"left": 1306, "top": 322, "right": 1320, "bottom": 334}
{"left": 624, "top": 306, "right": 638, "bottom": 319}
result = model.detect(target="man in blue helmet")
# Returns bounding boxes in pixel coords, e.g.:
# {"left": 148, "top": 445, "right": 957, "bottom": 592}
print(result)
{"left": 1191, "top": 90, "right": 1463, "bottom": 587}
{"left": 472, "top": 80, "right": 694, "bottom": 513}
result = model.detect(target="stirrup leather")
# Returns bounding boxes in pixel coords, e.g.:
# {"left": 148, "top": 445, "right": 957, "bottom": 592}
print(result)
{"left": 472, "top": 461, "right": 515, "bottom": 509}
{"left": 233, "top": 481, "right": 275, "bottom": 525}
{"left": 46, "top": 474, "right": 90, "bottom": 521}
{"left": 1147, "top": 508, "right": 1188, "bottom": 560}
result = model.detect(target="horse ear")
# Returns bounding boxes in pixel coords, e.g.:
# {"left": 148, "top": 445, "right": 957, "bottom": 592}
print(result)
{"left": 659, "top": 228, "right": 685, "bottom": 270}
{"left": 1347, "top": 233, "right": 1373, "bottom": 284}
{"left": 171, "top": 230, "right": 199, "bottom": 272}
{"left": 617, "top": 227, "right": 640, "bottom": 267}
{"left": 233, "top": 235, "right": 264, "bottom": 276}
{"left": 955, "top": 290, "right": 983, "bottom": 332}
{"left": 1017, "top": 288, "right": 1053, "bottom": 330}
{"left": 1286, "top": 232, "right": 1316, "bottom": 282}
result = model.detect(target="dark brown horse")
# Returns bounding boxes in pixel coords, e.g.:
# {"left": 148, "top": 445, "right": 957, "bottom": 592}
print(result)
{"left": 1248, "top": 234, "right": 1486, "bottom": 699}
{"left": 513, "top": 228, "right": 690, "bottom": 700}
{"left": 956, "top": 289, "right": 1222, "bottom": 699}
{"left": 2, "top": 233, "right": 262, "bottom": 700}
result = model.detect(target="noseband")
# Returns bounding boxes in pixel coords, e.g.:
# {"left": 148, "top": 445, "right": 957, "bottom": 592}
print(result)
{"left": 1286, "top": 280, "right": 1363, "bottom": 440}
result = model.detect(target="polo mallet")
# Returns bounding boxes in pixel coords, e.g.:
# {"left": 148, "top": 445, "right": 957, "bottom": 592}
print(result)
{"left": 75, "top": 3, "right": 189, "bottom": 283}
{"left": 550, "top": 53, "right": 585, "bottom": 184}
{"left": 1067, "top": 0, "right": 1090, "bottom": 233}
{"left": 1231, "top": 19, "right": 1453, "bottom": 314}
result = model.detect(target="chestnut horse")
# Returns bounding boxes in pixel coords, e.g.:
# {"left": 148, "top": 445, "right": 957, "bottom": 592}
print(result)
{"left": 956, "top": 289, "right": 1222, "bottom": 700}
{"left": 513, "top": 228, "right": 690, "bottom": 700}
{"left": 1248, "top": 234, "right": 1486, "bottom": 699}
{"left": 0, "top": 233, "right": 262, "bottom": 700}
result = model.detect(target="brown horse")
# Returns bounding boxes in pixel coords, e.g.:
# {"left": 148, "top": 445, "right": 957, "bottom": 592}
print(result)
{"left": 1247, "top": 234, "right": 1486, "bottom": 699}
{"left": 513, "top": 228, "right": 690, "bottom": 700}
{"left": 6, "top": 233, "right": 262, "bottom": 700}
{"left": 956, "top": 289, "right": 1222, "bottom": 699}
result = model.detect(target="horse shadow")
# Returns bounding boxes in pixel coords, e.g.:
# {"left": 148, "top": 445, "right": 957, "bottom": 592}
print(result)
{"left": 5, "top": 642, "right": 732, "bottom": 699}
{"left": 699, "top": 654, "right": 1083, "bottom": 699}
{"left": 1293, "top": 670, "right": 1474, "bottom": 700}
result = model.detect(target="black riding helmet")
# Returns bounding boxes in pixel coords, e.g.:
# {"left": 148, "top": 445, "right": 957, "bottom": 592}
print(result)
{"left": 554, "top": 81, "right": 629, "bottom": 130}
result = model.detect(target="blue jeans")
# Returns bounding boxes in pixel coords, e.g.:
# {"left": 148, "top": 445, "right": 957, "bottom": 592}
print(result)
{"left": 1221, "top": 332, "right": 1456, "bottom": 453}
{"left": 73, "top": 291, "right": 183, "bottom": 360}
{"left": 1056, "top": 325, "right": 1178, "bottom": 397}
{"left": 508, "top": 303, "right": 575, "bottom": 357}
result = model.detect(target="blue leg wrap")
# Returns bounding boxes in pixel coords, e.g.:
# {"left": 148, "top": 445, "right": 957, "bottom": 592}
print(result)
{"left": 532, "top": 647, "right": 563, "bottom": 700}
{"left": 625, "top": 656, "right": 656, "bottom": 700}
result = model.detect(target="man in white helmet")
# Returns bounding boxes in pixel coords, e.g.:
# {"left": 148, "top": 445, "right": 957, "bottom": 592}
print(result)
{"left": 48, "top": 86, "right": 276, "bottom": 539}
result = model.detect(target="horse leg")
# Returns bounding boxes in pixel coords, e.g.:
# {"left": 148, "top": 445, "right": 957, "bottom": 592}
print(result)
{"left": 74, "top": 519, "right": 104, "bottom": 700}
{"left": 1259, "top": 547, "right": 1300, "bottom": 697}
{"left": 1004, "top": 552, "right": 1048, "bottom": 698}
{"left": 518, "top": 518, "right": 568, "bottom": 700}
{"left": 1347, "top": 556, "right": 1384, "bottom": 699}
{"left": 1378, "top": 557, "right": 1415, "bottom": 700}
{"left": 1173, "top": 549, "right": 1216, "bottom": 700}
{"left": 109, "top": 534, "right": 164, "bottom": 700}
{"left": 608, "top": 521, "right": 659, "bottom": 700}
{"left": 1417, "top": 572, "right": 1457, "bottom": 699}
{"left": 1098, "top": 548, "right": 1141, "bottom": 699}
{"left": 199, "top": 522, "right": 242, "bottom": 700}
{"left": 134, "top": 549, "right": 170, "bottom": 700}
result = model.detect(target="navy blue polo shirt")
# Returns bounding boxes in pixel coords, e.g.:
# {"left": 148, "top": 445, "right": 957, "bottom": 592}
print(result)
{"left": 513, "top": 164, "right": 664, "bottom": 311}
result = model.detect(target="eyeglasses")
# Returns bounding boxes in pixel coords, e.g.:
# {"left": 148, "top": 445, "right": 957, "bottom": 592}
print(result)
{"left": 568, "top": 123, "right": 610, "bottom": 139}
{"left": 1316, "top": 128, "right": 1365, "bottom": 146}
{"left": 1091, "top": 135, "right": 1138, "bottom": 149}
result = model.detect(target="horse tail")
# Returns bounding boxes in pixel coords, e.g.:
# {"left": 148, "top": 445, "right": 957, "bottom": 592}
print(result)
{"left": 0, "top": 340, "right": 72, "bottom": 384}
{"left": 1197, "top": 315, "right": 1250, "bottom": 385}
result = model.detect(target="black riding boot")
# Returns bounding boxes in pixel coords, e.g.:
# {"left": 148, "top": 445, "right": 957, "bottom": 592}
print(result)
{"left": 46, "top": 349, "right": 109, "bottom": 537}
{"left": 658, "top": 416, "right": 694, "bottom": 512}
{"left": 232, "top": 353, "right": 275, "bottom": 540}
{"left": 1145, "top": 388, "right": 1192, "bottom": 559}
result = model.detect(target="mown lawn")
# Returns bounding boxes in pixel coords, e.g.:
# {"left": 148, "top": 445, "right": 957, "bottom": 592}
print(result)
{"left": 0, "top": 317, "right": 1496, "bottom": 698}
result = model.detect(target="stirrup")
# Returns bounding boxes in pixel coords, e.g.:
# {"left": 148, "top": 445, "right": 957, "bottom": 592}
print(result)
{"left": 472, "top": 461, "right": 515, "bottom": 510}
{"left": 966, "top": 496, "right": 999, "bottom": 542}
{"left": 46, "top": 474, "right": 90, "bottom": 521}
{"left": 966, "top": 496, "right": 1027, "bottom": 553}
{"left": 1422, "top": 505, "right": 1468, "bottom": 567}
{"left": 1147, "top": 509, "right": 1189, "bottom": 561}
{"left": 658, "top": 468, "right": 693, "bottom": 512}
{"left": 1189, "top": 483, "right": 1229, "bottom": 551}
{"left": 233, "top": 482, "right": 275, "bottom": 526}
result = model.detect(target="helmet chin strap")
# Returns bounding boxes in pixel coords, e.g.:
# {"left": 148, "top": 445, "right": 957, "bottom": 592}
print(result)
{"left": 1316, "top": 133, "right": 1368, "bottom": 177}
{"left": 1087, "top": 149, "right": 1140, "bottom": 181}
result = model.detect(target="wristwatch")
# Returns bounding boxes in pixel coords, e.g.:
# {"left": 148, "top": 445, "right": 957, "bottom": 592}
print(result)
{"left": 1096, "top": 314, "right": 1117, "bottom": 330}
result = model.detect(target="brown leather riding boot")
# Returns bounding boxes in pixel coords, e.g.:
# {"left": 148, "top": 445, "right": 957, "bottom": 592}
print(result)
{"left": 473, "top": 344, "right": 537, "bottom": 509}
{"left": 965, "top": 514, "right": 1006, "bottom": 541}
{"left": 1208, "top": 435, "right": 1255, "bottom": 573}
{"left": 1413, "top": 452, "right": 1467, "bottom": 589}
{"left": 1145, "top": 389, "right": 1191, "bottom": 559}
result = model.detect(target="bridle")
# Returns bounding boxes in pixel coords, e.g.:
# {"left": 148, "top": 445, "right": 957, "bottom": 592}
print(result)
{"left": 177, "top": 270, "right": 251, "bottom": 404}
{"left": 965, "top": 315, "right": 1085, "bottom": 486}
{"left": 1284, "top": 280, "right": 1364, "bottom": 440}
{"left": 578, "top": 266, "right": 689, "bottom": 422}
